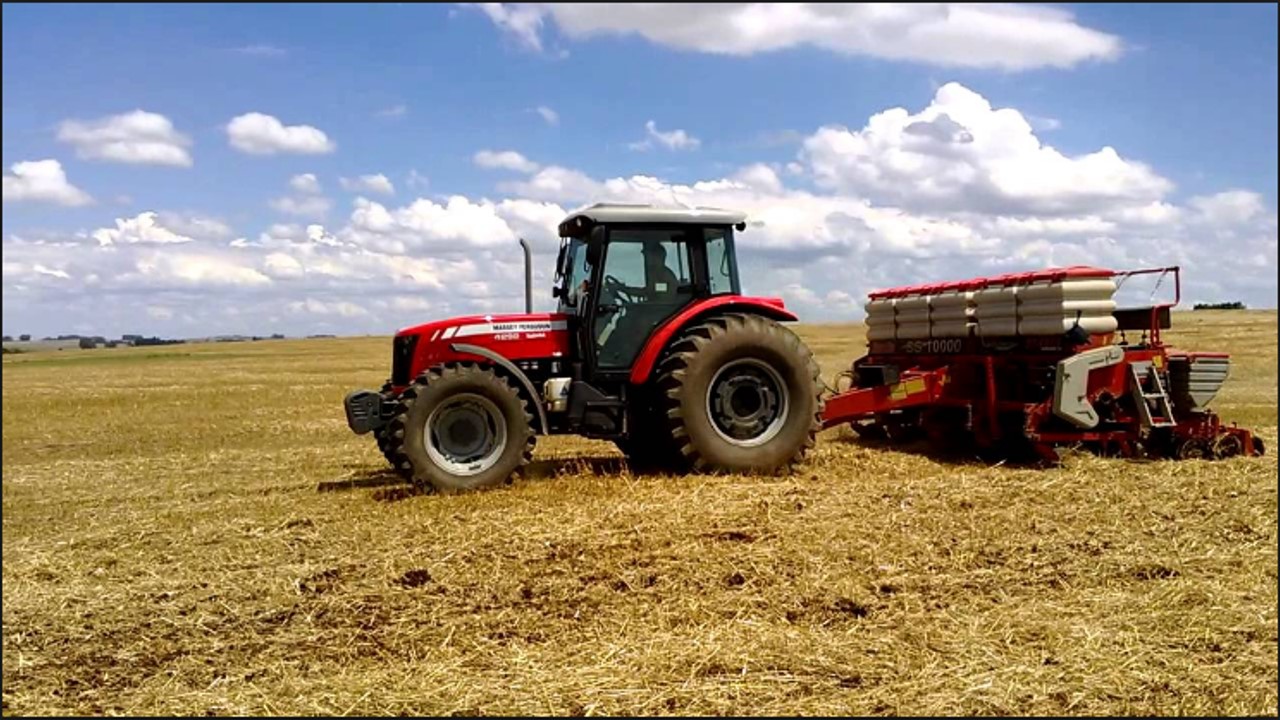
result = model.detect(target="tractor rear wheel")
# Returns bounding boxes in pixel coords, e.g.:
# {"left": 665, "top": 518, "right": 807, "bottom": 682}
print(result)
{"left": 389, "top": 363, "right": 535, "bottom": 494}
{"left": 614, "top": 404, "right": 688, "bottom": 472}
{"left": 655, "top": 313, "right": 822, "bottom": 473}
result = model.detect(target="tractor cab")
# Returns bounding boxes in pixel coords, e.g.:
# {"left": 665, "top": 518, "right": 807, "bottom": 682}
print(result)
{"left": 552, "top": 203, "right": 746, "bottom": 377}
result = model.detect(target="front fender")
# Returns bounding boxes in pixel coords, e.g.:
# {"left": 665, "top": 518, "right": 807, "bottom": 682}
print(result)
{"left": 628, "top": 296, "right": 798, "bottom": 385}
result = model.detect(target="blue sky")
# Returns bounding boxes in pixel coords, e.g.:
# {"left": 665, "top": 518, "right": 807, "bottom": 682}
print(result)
{"left": 3, "top": 3, "right": 1277, "bottom": 337}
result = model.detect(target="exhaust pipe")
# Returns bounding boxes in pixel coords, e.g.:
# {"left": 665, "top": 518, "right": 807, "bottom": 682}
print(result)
{"left": 518, "top": 237, "right": 532, "bottom": 314}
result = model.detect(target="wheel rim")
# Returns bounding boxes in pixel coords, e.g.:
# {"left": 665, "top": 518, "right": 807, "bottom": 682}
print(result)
{"left": 424, "top": 393, "right": 507, "bottom": 476}
{"left": 706, "top": 358, "right": 789, "bottom": 448}
{"left": 1177, "top": 439, "right": 1207, "bottom": 460}
{"left": 1213, "top": 434, "right": 1244, "bottom": 459}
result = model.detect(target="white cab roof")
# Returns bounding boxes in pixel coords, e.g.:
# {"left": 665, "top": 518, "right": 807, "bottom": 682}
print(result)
{"left": 561, "top": 202, "right": 747, "bottom": 227}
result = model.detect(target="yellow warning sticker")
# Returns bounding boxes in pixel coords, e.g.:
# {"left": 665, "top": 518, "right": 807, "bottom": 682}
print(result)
{"left": 905, "top": 378, "right": 927, "bottom": 395}
{"left": 1152, "top": 355, "right": 1164, "bottom": 369}
{"left": 890, "top": 383, "right": 907, "bottom": 400}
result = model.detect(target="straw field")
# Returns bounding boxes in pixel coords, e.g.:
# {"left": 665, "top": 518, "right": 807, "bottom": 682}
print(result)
{"left": 3, "top": 311, "right": 1276, "bottom": 715}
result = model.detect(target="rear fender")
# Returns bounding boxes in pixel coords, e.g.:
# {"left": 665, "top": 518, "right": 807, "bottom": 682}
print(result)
{"left": 628, "top": 296, "right": 797, "bottom": 385}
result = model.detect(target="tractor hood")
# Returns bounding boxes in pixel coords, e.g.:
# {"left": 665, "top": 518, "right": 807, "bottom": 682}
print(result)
{"left": 397, "top": 312, "right": 571, "bottom": 344}
{"left": 390, "top": 312, "right": 572, "bottom": 388}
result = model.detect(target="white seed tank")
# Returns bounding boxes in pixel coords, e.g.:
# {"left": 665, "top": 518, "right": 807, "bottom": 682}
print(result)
{"left": 929, "top": 288, "right": 976, "bottom": 338}
{"left": 893, "top": 293, "right": 932, "bottom": 339}
{"left": 974, "top": 283, "right": 1019, "bottom": 338}
{"left": 866, "top": 267, "right": 1120, "bottom": 341}
{"left": 864, "top": 297, "right": 897, "bottom": 341}
{"left": 1016, "top": 277, "right": 1118, "bottom": 335}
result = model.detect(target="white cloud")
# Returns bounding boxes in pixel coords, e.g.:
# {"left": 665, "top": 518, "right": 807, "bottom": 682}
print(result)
{"left": 493, "top": 198, "right": 568, "bottom": 251}
{"left": 56, "top": 110, "right": 193, "bottom": 167}
{"left": 345, "top": 195, "right": 526, "bottom": 254}
{"left": 33, "top": 264, "right": 71, "bottom": 280}
{"left": 1027, "top": 114, "right": 1062, "bottom": 132}
{"left": 153, "top": 212, "right": 234, "bottom": 241}
{"left": 226, "top": 112, "right": 335, "bottom": 155}
{"left": 732, "top": 163, "right": 784, "bottom": 194}
{"left": 231, "top": 44, "right": 287, "bottom": 57}
{"left": 534, "top": 105, "right": 559, "bottom": 126}
{"left": 406, "top": 169, "right": 429, "bottom": 191}
{"left": 1189, "top": 190, "right": 1265, "bottom": 225}
{"left": 376, "top": 104, "right": 408, "bottom": 118}
{"left": 474, "top": 3, "right": 1122, "bottom": 70}
{"left": 134, "top": 252, "right": 272, "bottom": 287}
{"left": 1112, "top": 202, "right": 1182, "bottom": 227}
{"left": 289, "top": 173, "right": 323, "bottom": 194}
{"left": 801, "top": 82, "right": 1172, "bottom": 215}
{"left": 272, "top": 175, "right": 334, "bottom": 219}
{"left": 263, "top": 252, "right": 305, "bottom": 279}
{"left": 473, "top": 150, "right": 541, "bottom": 173}
{"left": 270, "top": 195, "right": 332, "bottom": 220}
{"left": 92, "top": 211, "right": 196, "bottom": 246}
{"left": 3, "top": 159, "right": 94, "bottom": 206}
{"left": 629, "top": 120, "right": 700, "bottom": 152}
{"left": 475, "top": 2, "right": 548, "bottom": 51}
{"left": 339, "top": 174, "right": 396, "bottom": 195}
{"left": 4, "top": 83, "right": 1275, "bottom": 337}
{"left": 497, "top": 165, "right": 602, "bottom": 201}
{"left": 391, "top": 296, "right": 434, "bottom": 312}
{"left": 288, "top": 298, "right": 370, "bottom": 317}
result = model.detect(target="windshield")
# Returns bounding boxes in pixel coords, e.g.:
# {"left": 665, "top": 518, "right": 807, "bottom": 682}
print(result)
{"left": 557, "top": 238, "right": 590, "bottom": 312}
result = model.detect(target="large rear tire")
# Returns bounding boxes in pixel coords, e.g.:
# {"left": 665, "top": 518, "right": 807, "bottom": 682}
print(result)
{"left": 389, "top": 363, "right": 535, "bottom": 494}
{"left": 614, "top": 400, "right": 689, "bottom": 473}
{"left": 655, "top": 313, "right": 822, "bottom": 473}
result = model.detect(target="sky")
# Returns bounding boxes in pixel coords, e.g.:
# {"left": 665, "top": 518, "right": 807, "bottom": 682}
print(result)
{"left": 2, "top": 2, "right": 1277, "bottom": 338}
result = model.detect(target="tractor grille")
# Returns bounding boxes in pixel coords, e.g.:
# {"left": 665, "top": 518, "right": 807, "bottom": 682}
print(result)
{"left": 391, "top": 334, "right": 419, "bottom": 386}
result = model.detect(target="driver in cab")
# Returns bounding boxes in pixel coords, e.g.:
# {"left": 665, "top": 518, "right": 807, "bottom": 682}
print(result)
{"left": 594, "top": 240, "right": 684, "bottom": 363}
{"left": 630, "top": 241, "right": 680, "bottom": 301}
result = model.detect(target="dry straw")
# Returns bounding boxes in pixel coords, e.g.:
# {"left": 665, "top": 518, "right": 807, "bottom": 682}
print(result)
{"left": 3, "top": 311, "right": 1275, "bottom": 715}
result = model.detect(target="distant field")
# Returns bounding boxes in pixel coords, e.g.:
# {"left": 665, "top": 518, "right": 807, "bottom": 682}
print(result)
{"left": 3, "top": 311, "right": 1276, "bottom": 715}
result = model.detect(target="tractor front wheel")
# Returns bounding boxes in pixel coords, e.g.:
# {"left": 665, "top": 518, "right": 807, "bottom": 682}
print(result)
{"left": 656, "top": 313, "right": 822, "bottom": 473}
{"left": 389, "top": 363, "right": 535, "bottom": 494}
{"left": 375, "top": 381, "right": 412, "bottom": 479}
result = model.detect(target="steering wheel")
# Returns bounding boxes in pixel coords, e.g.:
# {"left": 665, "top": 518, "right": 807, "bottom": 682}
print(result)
{"left": 603, "top": 274, "right": 640, "bottom": 305}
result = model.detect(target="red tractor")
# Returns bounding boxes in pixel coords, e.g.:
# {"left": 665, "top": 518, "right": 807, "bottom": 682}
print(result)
{"left": 345, "top": 204, "right": 824, "bottom": 493}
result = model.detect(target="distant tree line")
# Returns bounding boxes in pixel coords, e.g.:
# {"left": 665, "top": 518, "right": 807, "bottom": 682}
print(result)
{"left": 6, "top": 332, "right": 290, "bottom": 349}
{"left": 1193, "top": 301, "right": 1247, "bottom": 310}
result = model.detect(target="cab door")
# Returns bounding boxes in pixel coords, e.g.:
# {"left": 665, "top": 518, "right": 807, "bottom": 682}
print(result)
{"left": 590, "top": 226, "right": 697, "bottom": 372}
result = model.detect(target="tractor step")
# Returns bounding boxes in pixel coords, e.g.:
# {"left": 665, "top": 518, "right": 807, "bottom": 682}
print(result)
{"left": 1130, "top": 362, "right": 1177, "bottom": 430}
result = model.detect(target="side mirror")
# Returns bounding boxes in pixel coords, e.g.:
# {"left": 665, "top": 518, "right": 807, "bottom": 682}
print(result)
{"left": 585, "top": 225, "right": 606, "bottom": 267}
{"left": 553, "top": 243, "right": 566, "bottom": 277}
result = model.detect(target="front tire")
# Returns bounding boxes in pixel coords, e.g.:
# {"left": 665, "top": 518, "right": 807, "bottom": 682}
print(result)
{"left": 375, "top": 381, "right": 413, "bottom": 479}
{"left": 389, "top": 363, "right": 535, "bottom": 493}
{"left": 655, "top": 313, "right": 822, "bottom": 473}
